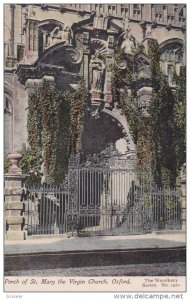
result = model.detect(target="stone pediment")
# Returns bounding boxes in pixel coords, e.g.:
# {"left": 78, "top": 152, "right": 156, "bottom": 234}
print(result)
{"left": 16, "top": 43, "right": 83, "bottom": 84}
{"left": 37, "top": 43, "right": 82, "bottom": 66}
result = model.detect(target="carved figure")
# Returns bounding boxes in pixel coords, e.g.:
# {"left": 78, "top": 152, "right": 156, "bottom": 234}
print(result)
{"left": 90, "top": 55, "right": 105, "bottom": 91}
{"left": 48, "top": 26, "right": 71, "bottom": 47}
{"left": 145, "top": 24, "right": 152, "bottom": 38}
{"left": 121, "top": 33, "right": 136, "bottom": 54}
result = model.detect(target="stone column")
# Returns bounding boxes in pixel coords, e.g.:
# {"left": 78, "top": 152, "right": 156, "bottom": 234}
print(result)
{"left": 83, "top": 49, "right": 90, "bottom": 89}
{"left": 5, "top": 153, "right": 27, "bottom": 240}
{"left": 25, "top": 19, "right": 39, "bottom": 64}
{"left": 104, "top": 41, "right": 114, "bottom": 104}
{"left": 10, "top": 4, "right": 15, "bottom": 57}
{"left": 104, "top": 53, "right": 113, "bottom": 104}
{"left": 6, "top": 4, "right": 17, "bottom": 68}
{"left": 180, "top": 164, "right": 186, "bottom": 232}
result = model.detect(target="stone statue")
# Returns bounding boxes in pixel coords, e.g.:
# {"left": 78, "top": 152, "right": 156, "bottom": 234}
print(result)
{"left": 48, "top": 26, "right": 71, "bottom": 47}
{"left": 90, "top": 55, "right": 105, "bottom": 91}
{"left": 61, "top": 26, "right": 72, "bottom": 44}
{"left": 145, "top": 24, "right": 152, "bottom": 38}
{"left": 121, "top": 33, "right": 136, "bottom": 54}
{"left": 122, "top": 17, "right": 131, "bottom": 33}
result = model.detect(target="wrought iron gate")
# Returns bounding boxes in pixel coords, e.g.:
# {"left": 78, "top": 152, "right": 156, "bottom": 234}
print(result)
{"left": 25, "top": 184, "right": 68, "bottom": 235}
{"left": 25, "top": 155, "right": 181, "bottom": 236}
{"left": 66, "top": 155, "right": 181, "bottom": 236}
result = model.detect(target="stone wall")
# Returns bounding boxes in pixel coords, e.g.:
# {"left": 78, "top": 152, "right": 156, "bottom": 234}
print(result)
{"left": 4, "top": 3, "right": 186, "bottom": 155}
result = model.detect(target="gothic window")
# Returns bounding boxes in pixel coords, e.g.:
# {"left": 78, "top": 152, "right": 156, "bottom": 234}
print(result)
{"left": 29, "top": 21, "right": 33, "bottom": 51}
{"left": 156, "top": 13, "right": 163, "bottom": 22}
{"left": 83, "top": 32, "right": 89, "bottom": 45}
{"left": 175, "top": 49, "right": 183, "bottom": 64}
{"left": 179, "top": 6, "right": 185, "bottom": 17}
{"left": 108, "top": 36, "right": 114, "bottom": 48}
{"left": 163, "top": 6, "right": 167, "bottom": 22}
{"left": 17, "top": 45, "right": 24, "bottom": 62}
{"left": 178, "top": 6, "right": 186, "bottom": 26}
{"left": 4, "top": 95, "right": 13, "bottom": 154}
{"left": 95, "top": 4, "right": 99, "bottom": 13}
{"left": 167, "top": 15, "right": 174, "bottom": 24}
{"left": 33, "top": 22, "right": 38, "bottom": 51}
{"left": 134, "top": 4, "right": 140, "bottom": 9}
{"left": 174, "top": 7, "right": 179, "bottom": 23}
{"left": 160, "top": 40, "right": 184, "bottom": 65}
{"left": 112, "top": 5, "right": 116, "bottom": 14}
{"left": 167, "top": 64, "right": 175, "bottom": 86}
{"left": 151, "top": 5, "right": 155, "bottom": 21}
{"left": 108, "top": 5, "right": 116, "bottom": 15}
{"left": 121, "top": 7, "right": 128, "bottom": 17}
{"left": 99, "top": 4, "right": 103, "bottom": 13}
{"left": 133, "top": 4, "right": 141, "bottom": 19}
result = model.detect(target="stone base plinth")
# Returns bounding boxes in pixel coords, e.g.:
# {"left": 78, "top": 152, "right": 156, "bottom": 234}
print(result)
{"left": 90, "top": 90, "right": 102, "bottom": 106}
{"left": 6, "top": 231, "right": 26, "bottom": 241}
{"left": 4, "top": 172, "right": 27, "bottom": 241}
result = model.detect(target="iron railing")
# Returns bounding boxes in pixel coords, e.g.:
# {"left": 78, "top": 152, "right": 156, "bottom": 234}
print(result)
{"left": 25, "top": 168, "right": 181, "bottom": 237}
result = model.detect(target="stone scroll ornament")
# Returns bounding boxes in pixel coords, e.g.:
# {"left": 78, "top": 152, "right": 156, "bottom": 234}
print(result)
{"left": 64, "top": 46, "right": 82, "bottom": 65}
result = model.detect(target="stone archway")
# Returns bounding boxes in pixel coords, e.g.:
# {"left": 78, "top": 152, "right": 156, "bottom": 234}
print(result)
{"left": 81, "top": 107, "right": 136, "bottom": 164}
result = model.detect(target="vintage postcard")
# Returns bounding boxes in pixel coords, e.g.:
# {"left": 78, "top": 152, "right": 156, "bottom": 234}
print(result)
{"left": 3, "top": 2, "right": 186, "bottom": 295}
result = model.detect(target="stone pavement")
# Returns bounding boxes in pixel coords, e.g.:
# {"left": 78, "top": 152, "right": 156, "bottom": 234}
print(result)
{"left": 5, "top": 231, "right": 186, "bottom": 254}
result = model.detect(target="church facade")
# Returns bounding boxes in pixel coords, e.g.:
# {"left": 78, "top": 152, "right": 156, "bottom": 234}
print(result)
{"left": 4, "top": 4, "right": 186, "bottom": 163}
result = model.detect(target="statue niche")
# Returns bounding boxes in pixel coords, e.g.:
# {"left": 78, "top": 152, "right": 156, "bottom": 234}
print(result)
{"left": 90, "top": 55, "right": 105, "bottom": 92}
{"left": 89, "top": 54, "right": 105, "bottom": 106}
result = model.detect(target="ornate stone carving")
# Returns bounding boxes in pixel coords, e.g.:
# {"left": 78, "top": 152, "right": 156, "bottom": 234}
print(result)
{"left": 120, "top": 30, "right": 136, "bottom": 55}
{"left": 109, "top": 157, "right": 136, "bottom": 170}
{"left": 116, "top": 59, "right": 127, "bottom": 70}
{"left": 64, "top": 46, "right": 82, "bottom": 65}
{"left": 122, "top": 17, "right": 131, "bottom": 33}
{"left": 90, "top": 55, "right": 105, "bottom": 92}
{"left": 47, "top": 26, "right": 72, "bottom": 48}
{"left": 145, "top": 24, "right": 153, "bottom": 39}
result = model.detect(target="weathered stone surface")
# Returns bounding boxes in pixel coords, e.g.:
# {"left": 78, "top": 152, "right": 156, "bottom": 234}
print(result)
{"left": 5, "top": 195, "right": 22, "bottom": 202}
{"left": 6, "top": 231, "right": 25, "bottom": 240}
{"left": 4, "top": 173, "right": 26, "bottom": 240}
{"left": 6, "top": 216, "right": 24, "bottom": 225}
{"left": 5, "top": 202, "right": 24, "bottom": 210}
{"left": 8, "top": 210, "right": 23, "bottom": 217}
{"left": 4, "top": 180, "right": 22, "bottom": 189}
{"left": 4, "top": 187, "right": 25, "bottom": 195}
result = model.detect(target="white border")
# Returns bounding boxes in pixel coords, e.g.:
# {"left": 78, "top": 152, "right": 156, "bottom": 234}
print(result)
{"left": 1, "top": 1, "right": 189, "bottom": 300}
